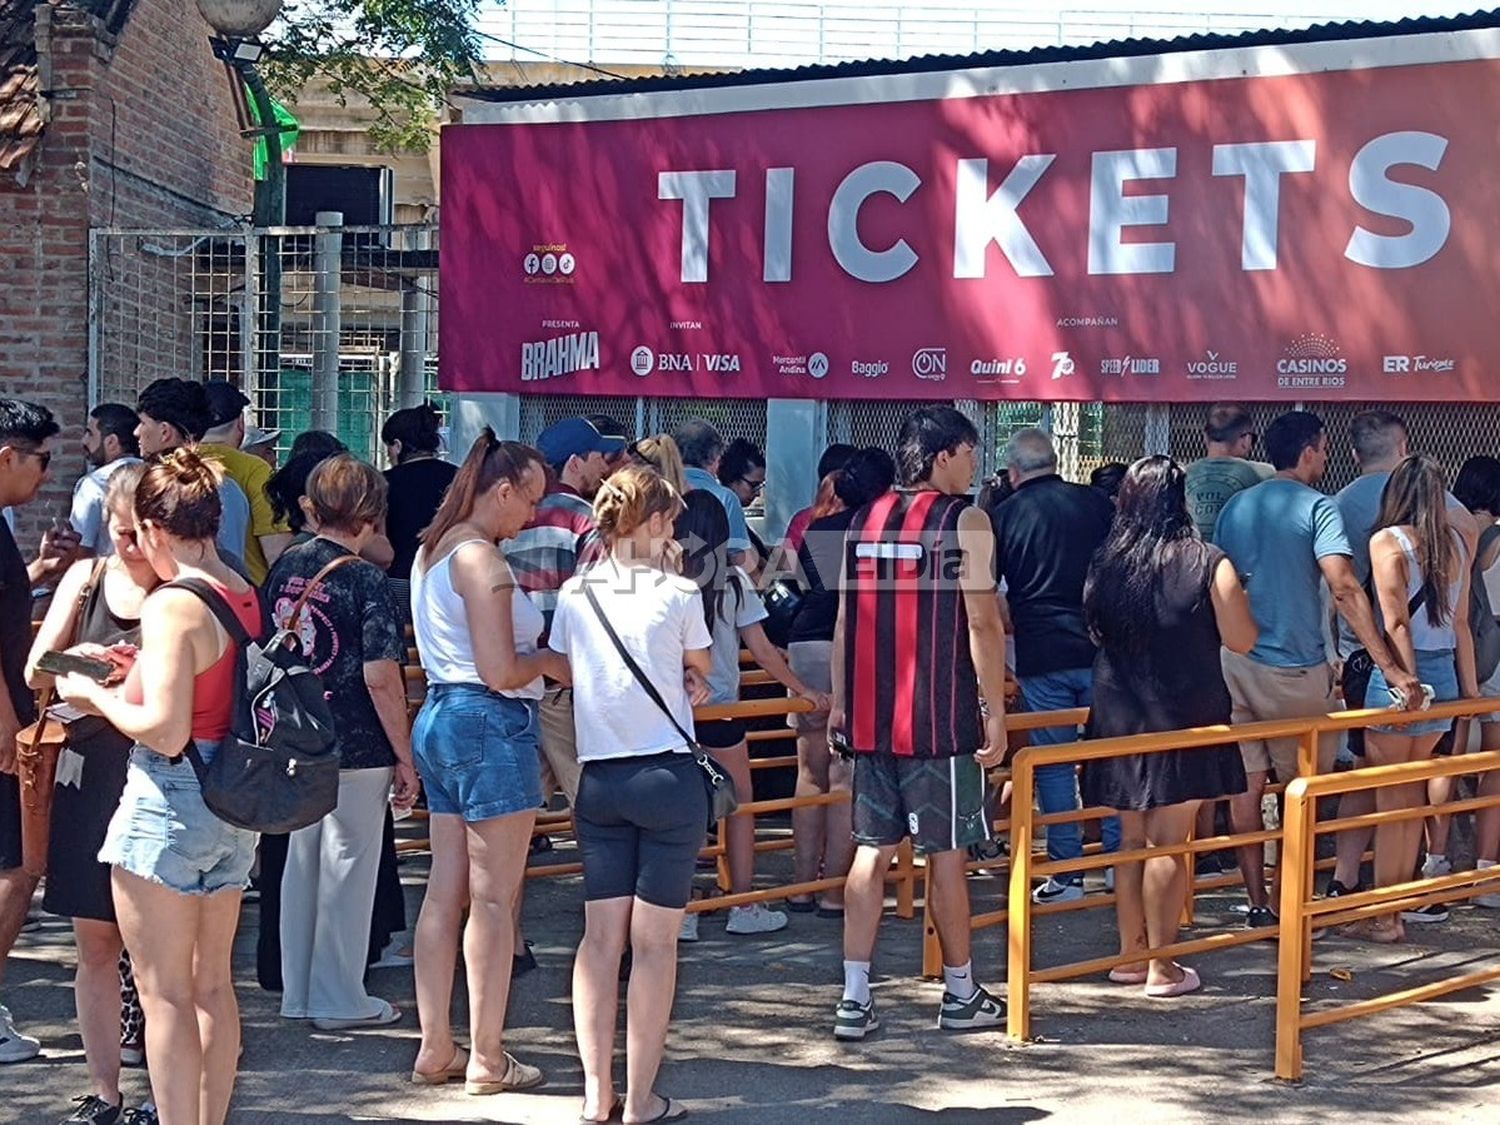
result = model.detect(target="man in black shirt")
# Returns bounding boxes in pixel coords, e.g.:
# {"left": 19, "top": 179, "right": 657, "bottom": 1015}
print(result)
{"left": 990, "top": 428, "right": 1119, "bottom": 905}
{"left": 0, "top": 399, "right": 63, "bottom": 1063}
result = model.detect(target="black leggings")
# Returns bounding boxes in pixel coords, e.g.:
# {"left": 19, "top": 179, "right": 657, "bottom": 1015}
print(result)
{"left": 575, "top": 753, "right": 708, "bottom": 909}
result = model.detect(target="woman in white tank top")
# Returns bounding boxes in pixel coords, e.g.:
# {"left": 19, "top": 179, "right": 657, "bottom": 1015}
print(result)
{"left": 1453, "top": 455, "right": 1500, "bottom": 903}
{"left": 1359, "top": 455, "right": 1478, "bottom": 943}
{"left": 407, "top": 431, "right": 567, "bottom": 1094}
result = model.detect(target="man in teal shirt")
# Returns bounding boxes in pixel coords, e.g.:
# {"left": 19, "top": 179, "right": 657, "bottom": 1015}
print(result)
{"left": 1214, "top": 410, "right": 1418, "bottom": 927}
{"left": 1184, "top": 403, "right": 1274, "bottom": 542}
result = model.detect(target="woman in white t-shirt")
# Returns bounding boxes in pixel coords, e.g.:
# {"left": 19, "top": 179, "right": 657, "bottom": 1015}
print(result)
{"left": 407, "top": 431, "right": 568, "bottom": 1094}
{"left": 673, "top": 490, "right": 828, "bottom": 940}
{"left": 549, "top": 465, "right": 710, "bottom": 1125}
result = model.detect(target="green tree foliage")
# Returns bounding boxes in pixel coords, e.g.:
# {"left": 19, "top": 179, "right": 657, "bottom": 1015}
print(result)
{"left": 261, "top": 0, "right": 484, "bottom": 152}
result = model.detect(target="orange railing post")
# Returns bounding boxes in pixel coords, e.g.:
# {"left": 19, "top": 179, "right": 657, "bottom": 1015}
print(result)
{"left": 1006, "top": 747, "right": 1036, "bottom": 1041}
{"left": 1275, "top": 775, "right": 1314, "bottom": 1082}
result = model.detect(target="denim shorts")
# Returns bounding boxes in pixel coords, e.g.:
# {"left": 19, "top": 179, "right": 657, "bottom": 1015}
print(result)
{"left": 1366, "top": 649, "right": 1459, "bottom": 737}
{"left": 98, "top": 745, "right": 258, "bottom": 896}
{"left": 412, "top": 684, "right": 542, "bottom": 822}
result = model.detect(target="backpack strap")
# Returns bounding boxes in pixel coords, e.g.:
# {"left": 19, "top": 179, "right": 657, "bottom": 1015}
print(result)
{"left": 166, "top": 578, "right": 253, "bottom": 648}
{"left": 285, "top": 553, "right": 364, "bottom": 633}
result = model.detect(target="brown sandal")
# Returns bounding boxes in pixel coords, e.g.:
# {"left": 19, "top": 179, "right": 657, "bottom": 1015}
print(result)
{"left": 465, "top": 1051, "right": 546, "bottom": 1095}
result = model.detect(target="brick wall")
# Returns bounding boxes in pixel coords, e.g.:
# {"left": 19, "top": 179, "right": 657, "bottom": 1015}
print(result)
{"left": 0, "top": 0, "right": 252, "bottom": 549}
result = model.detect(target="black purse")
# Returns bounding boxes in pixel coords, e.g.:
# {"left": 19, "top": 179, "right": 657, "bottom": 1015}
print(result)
{"left": 582, "top": 583, "right": 739, "bottom": 828}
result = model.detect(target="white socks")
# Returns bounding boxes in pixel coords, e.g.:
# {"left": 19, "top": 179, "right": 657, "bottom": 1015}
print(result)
{"left": 943, "top": 961, "right": 977, "bottom": 1000}
{"left": 842, "top": 960, "right": 872, "bottom": 1005}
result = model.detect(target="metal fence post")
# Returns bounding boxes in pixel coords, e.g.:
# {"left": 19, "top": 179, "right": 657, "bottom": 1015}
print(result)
{"left": 397, "top": 228, "right": 433, "bottom": 409}
{"left": 86, "top": 230, "right": 103, "bottom": 410}
{"left": 311, "top": 212, "right": 344, "bottom": 433}
{"left": 241, "top": 229, "right": 259, "bottom": 396}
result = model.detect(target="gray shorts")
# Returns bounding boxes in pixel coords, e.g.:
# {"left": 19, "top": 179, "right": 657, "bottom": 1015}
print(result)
{"left": 787, "top": 641, "right": 832, "bottom": 733}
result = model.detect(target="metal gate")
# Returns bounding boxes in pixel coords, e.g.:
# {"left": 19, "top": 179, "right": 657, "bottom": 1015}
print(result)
{"left": 88, "top": 223, "right": 442, "bottom": 464}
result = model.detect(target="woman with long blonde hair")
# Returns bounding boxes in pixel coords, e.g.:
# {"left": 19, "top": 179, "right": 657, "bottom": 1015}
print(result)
{"left": 1357, "top": 454, "right": 1478, "bottom": 943}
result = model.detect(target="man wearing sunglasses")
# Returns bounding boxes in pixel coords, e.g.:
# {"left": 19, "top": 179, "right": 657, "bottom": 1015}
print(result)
{"left": 0, "top": 398, "right": 65, "bottom": 1063}
{"left": 1184, "top": 403, "right": 1275, "bottom": 543}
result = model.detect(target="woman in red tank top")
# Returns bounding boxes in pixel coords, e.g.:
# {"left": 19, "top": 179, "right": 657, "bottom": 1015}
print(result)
{"left": 58, "top": 447, "right": 262, "bottom": 1125}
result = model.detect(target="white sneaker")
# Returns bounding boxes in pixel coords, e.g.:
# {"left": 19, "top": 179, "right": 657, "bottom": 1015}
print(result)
{"left": 0, "top": 1004, "right": 40, "bottom": 1063}
{"left": 1031, "top": 878, "right": 1084, "bottom": 905}
{"left": 679, "top": 913, "right": 700, "bottom": 943}
{"left": 1421, "top": 855, "right": 1452, "bottom": 879}
{"left": 725, "top": 903, "right": 789, "bottom": 935}
{"left": 1476, "top": 861, "right": 1500, "bottom": 908}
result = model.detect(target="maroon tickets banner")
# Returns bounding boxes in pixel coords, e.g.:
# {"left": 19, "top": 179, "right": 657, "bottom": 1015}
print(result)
{"left": 440, "top": 27, "right": 1500, "bottom": 401}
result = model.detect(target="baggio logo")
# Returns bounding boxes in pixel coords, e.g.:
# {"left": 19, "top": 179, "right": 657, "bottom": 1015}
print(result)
{"left": 1383, "top": 354, "right": 1456, "bottom": 374}
{"left": 1050, "top": 351, "right": 1075, "bottom": 380}
{"left": 1277, "top": 333, "right": 1347, "bottom": 376}
{"left": 912, "top": 347, "right": 947, "bottom": 380}
{"left": 850, "top": 359, "right": 886, "bottom": 378}
{"left": 630, "top": 346, "right": 655, "bottom": 376}
{"left": 521, "top": 331, "right": 600, "bottom": 382}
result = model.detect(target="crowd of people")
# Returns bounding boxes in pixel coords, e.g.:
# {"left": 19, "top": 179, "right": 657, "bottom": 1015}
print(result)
{"left": 0, "top": 387, "right": 1495, "bottom": 1123}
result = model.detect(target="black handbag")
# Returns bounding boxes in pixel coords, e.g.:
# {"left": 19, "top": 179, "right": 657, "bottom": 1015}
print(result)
{"left": 760, "top": 578, "right": 804, "bottom": 648}
{"left": 582, "top": 583, "right": 739, "bottom": 828}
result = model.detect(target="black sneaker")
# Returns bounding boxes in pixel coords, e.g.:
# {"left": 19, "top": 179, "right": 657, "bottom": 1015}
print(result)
{"left": 1402, "top": 903, "right": 1450, "bottom": 924}
{"left": 62, "top": 1095, "right": 122, "bottom": 1124}
{"left": 833, "top": 998, "right": 879, "bottom": 1041}
{"left": 1326, "top": 879, "right": 1364, "bottom": 898}
{"left": 513, "top": 940, "right": 537, "bottom": 977}
{"left": 121, "top": 1106, "right": 157, "bottom": 1125}
{"left": 1194, "top": 853, "right": 1225, "bottom": 877}
{"left": 1246, "top": 906, "right": 1278, "bottom": 929}
{"left": 938, "top": 986, "right": 1006, "bottom": 1031}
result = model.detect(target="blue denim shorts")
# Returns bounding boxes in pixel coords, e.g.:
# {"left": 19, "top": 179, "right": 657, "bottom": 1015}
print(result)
{"left": 98, "top": 745, "right": 258, "bottom": 896}
{"left": 1366, "top": 649, "right": 1459, "bottom": 737}
{"left": 412, "top": 684, "right": 542, "bottom": 822}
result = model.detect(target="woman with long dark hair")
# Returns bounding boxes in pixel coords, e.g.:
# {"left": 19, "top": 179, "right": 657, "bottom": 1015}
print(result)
{"left": 26, "top": 465, "right": 156, "bottom": 1123}
{"left": 784, "top": 448, "right": 895, "bottom": 913}
{"left": 1454, "top": 455, "right": 1500, "bottom": 904}
{"left": 673, "top": 490, "right": 827, "bottom": 939}
{"left": 1080, "top": 456, "right": 1256, "bottom": 997}
{"left": 1356, "top": 454, "right": 1477, "bottom": 942}
{"left": 407, "top": 430, "right": 565, "bottom": 1092}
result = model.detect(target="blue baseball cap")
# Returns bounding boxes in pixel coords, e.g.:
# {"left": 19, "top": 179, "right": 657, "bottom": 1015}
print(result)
{"left": 535, "top": 417, "right": 627, "bottom": 469}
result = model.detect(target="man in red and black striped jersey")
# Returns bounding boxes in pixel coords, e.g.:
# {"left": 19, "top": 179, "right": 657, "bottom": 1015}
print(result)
{"left": 828, "top": 407, "right": 1010, "bottom": 1041}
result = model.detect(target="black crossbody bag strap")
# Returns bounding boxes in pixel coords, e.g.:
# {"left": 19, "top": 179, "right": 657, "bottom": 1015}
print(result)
{"left": 581, "top": 583, "right": 698, "bottom": 750}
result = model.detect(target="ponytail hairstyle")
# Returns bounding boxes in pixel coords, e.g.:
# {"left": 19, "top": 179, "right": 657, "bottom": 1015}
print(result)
{"left": 626, "top": 434, "right": 688, "bottom": 495}
{"left": 593, "top": 464, "right": 682, "bottom": 546}
{"left": 1374, "top": 454, "right": 1457, "bottom": 628}
{"left": 675, "top": 489, "right": 740, "bottom": 632}
{"left": 420, "top": 428, "right": 543, "bottom": 548}
{"left": 381, "top": 402, "right": 443, "bottom": 463}
{"left": 135, "top": 447, "right": 224, "bottom": 541}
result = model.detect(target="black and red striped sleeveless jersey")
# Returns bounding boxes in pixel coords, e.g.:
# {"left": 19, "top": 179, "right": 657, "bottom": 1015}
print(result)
{"left": 838, "top": 489, "right": 983, "bottom": 759}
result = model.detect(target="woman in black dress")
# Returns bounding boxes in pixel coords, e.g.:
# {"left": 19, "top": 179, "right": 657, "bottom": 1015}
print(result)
{"left": 25, "top": 464, "right": 156, "bottom": 1120}
{"left": 1080, "top": 457, "right": 1256, "bottom": 998}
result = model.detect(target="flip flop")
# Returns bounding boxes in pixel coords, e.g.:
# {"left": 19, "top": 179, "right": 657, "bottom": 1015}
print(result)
{"left": 1144, "top": 966, "right": 1201, "bottom": 999}
{"left": 1107, "top": 967, "right": 1148, "bottom": 985}
{"left": 410, "top": 1046, "right": 469, "bottom": 1086}
{"left": 628, "top": 1096, "right": 688, "bottom": 1123}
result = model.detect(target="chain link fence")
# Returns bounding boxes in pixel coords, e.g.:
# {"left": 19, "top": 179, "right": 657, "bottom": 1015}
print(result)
{"left": 89, "top": 223, "right": 443, "bottom": 464}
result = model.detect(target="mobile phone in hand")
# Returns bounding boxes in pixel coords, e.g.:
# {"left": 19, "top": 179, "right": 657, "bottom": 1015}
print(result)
{"left": 36, "top": 650, "right": 115, "bottom": 683}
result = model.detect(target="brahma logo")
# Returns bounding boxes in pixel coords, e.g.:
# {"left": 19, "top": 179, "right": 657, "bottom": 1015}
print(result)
{"left": 912, "top": 347, "right": 947, "bottom": 380}
{"left": 1277, "top": 333, "right": 1347, "bottom": 376}
{"left": 520, "top": 331, "right": 600, "bottom": 382}
{"left": 630, "top": 346, "right": 655, "bottom": 376}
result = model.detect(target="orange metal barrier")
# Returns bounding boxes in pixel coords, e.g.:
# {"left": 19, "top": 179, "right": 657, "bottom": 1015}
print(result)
{"left": 1275, "top": 712, "right": 1500, "bottom": 1080}
{"left": 1005, "top": 696, "right": 1498, "bottom": 1048}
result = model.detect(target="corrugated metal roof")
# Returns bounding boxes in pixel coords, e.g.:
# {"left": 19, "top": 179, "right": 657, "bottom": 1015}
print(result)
{"left": 0, "top": 0, "right": 43, "bottom": 184}
{"left": 459, "top": 7, "right": 1500, "bottom": 104}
